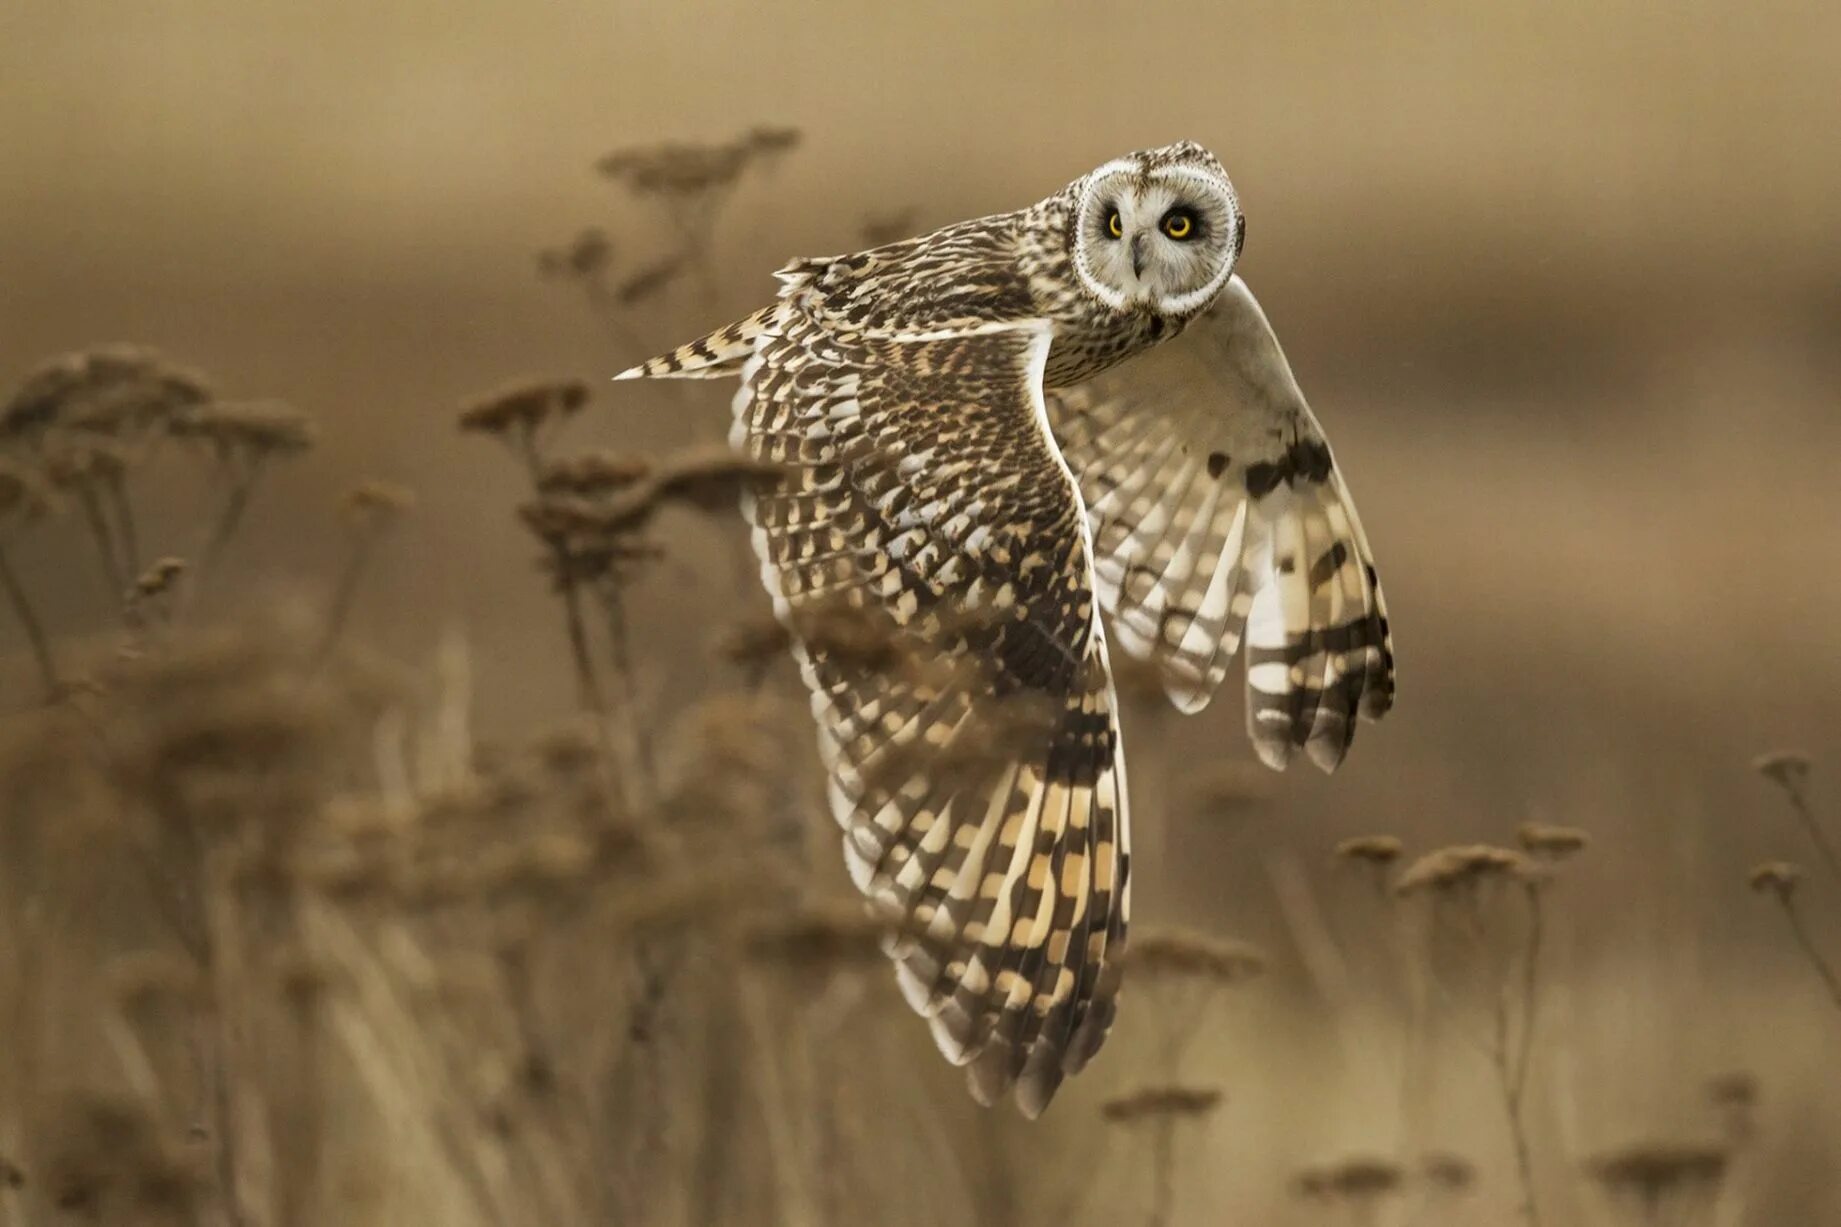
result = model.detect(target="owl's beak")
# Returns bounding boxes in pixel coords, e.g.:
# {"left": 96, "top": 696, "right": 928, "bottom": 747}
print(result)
{"left": 1130, "top": 233, "right": 1147, "bottom": 279}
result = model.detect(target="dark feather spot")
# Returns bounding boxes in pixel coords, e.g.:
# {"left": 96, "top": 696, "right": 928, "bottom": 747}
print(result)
{"left": 1206, "top": 451, "right": 1230, "bottom": 479}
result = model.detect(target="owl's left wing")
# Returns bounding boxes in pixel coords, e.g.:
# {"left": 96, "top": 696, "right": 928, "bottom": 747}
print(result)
{"left": 736, "top": 293, "right": 1130, "bottom": 1115}
{"left": 1046, "top": 275, "right": 1396, "bottom": 772}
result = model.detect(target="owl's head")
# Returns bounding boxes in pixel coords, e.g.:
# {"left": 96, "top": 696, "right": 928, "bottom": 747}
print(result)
{"left": 1068, "top": 141, "right": 1242, "bottom": 318}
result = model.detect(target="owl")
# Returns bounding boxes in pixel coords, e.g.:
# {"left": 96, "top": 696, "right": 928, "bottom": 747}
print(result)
{"left": 617, "top": 141, "right": 1395, "bottom": 1115}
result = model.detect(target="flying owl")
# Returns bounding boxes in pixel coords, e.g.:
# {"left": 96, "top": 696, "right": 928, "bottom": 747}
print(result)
{"left": 617, "top": 141, "right": 1395, "bottom": 1115}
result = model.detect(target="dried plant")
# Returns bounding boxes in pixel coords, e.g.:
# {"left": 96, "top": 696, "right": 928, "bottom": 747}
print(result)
{"left": 170, "top": 399, "right": 317, "bottom": 583}
{"left": 315, "top": 479, "right": 415, "bottom": 664}
{"left": 1586, "top": 1142, "right": 1727, "bottom": 1226}
{"left": 1394, "top": 841, "right": 1565, "bottom": 1227}
{"left": 1752, "top": 749, "right": 1839, "bottom": 883}
{"left": 1749, "top": 859, "right": 1841, "bottom": 1014}
{"left": 1292, "top": 1154, "right": 1406, "bottom": 1227}
{"left": 1516, "top": 822, "right": 1589, "bottom": 862}
{"left": 1101, "top": 1084, "right": 1223, "bottom": 1227}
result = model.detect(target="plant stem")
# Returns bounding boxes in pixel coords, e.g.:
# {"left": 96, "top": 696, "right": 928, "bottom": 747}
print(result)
{"left": 596, "top": 576, "right": 653, "bottom": 814}
{"left": 197, "top": 468, "right": 259, "bottom": 585}
{"left": 76, "top": 486, "right": 127, "bottom": 600}
{"left": 1776, "top": 894, "right": 1841, "bottom": 1015}
{"left": 1783, "top": 783, "right": 1841, "bottom": 886}
{"left": 105, "top": 473, "right": 143, "bottom": 584}
{"left": 0, "top": 544, "right": 59, "bottom": 700}
{"left": 313, "top": 530, "right": 379, "bottom": 666}
{"left": 1146, "top": 1114, "right": 1177, "bottom": 1227}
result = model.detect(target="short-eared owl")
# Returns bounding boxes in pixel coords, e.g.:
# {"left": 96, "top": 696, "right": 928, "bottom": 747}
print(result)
{"left": 618, "top": 141, "right": 1395, "bottom": 1114}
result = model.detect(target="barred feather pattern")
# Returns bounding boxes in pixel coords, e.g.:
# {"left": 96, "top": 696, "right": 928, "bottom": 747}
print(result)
{"left": 1046, "top": 276, "right": 1395, "bottom": 771}
{"left": 732, "top": 296, "right": 1131, "bottom": 1115}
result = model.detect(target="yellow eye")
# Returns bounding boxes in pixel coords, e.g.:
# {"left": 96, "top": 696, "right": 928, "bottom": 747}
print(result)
{"left": 1106, "top": 209, "right": 1123, "bottom": 239}
{"left": 1163, "top": 212, "right": 1193, "bottom": 240}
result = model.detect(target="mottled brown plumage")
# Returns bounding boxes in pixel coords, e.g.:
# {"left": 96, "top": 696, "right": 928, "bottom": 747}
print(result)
{"left": 617, "top": 141, "right": 1395, "bottom": 1114}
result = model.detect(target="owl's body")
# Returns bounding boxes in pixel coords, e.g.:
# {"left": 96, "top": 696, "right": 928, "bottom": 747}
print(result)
{"left": 618, "top": 142, "right": 1393, "bottom": 1115}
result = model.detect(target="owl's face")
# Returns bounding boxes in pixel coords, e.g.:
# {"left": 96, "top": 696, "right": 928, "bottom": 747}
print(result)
{"left": 1069, "top": 142, "right": 1243, "bottom": 318}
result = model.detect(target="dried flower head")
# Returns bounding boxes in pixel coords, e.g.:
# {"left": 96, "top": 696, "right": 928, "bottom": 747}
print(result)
{"left": 171, "top": 400, "right": 316, "bottom": 464}
{"left": 1752, "top": 749, "right": 1811, "bottom": 791}
{"left": 1748, "top": 860, "right": 1803, "bottom": 900}
{"left": 1587, "top": 1142, "right": 1727, "bottom": 1203}
{"left": 458, "top": 377, "right": 589, "bottom": 439}
{"left": 340, "top": 479, "right": 416, "bottom": 529}
{"left": 1336, "top": 834, "right": 1405, "bottom": 866}
{"left": 1394, "top": 844, "right": 1546, "bottom": 897}
{"left": 743, "top": 124, "right": 803, "bottom": 156}
{"left": 596, "top": 140, "right": 752, "bottom": 197}
{"left": 1124, "top": 928, "right": 1267, "bottom": 986}
{"left": 1291, "top": 1156, "right": 1406, "bottom": 1202}
{"left": 1099, "top": 1085, "right": 1223, "bottom": 1124}
{"left": 537, "top": 227, "right": 613, "bottom": 279}
{"left": 537, "top": 451, "right": 652, "bottom": 497}
{"left": 2, "top": 345, "right": 211, "bottom": 441}
{"left": 1517, "top": 822, "right": 1590, "bottom": 860}
{"left": 132, "top": 557, "right": 187, "bottom": 599}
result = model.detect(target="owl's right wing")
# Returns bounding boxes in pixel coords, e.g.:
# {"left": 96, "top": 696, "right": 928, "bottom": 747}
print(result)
{"left": 734, "top": 292, "right": 1129, "bottom": 1116}
{"left": 1046, "top": 275, "right": 1396, "bottom": 772}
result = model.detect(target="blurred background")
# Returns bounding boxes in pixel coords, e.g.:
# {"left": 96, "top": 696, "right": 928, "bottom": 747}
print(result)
{"left": 3, "top": 2, "right": 1840, "bottom": 1224}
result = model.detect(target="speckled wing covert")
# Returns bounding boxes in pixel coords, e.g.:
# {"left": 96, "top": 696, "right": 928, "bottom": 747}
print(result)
{"left": 734, "top": 286, "right": 1129, "bottom": 1117}
{"left": 1047, "top": 276, "right": 1396, "bottom": 771}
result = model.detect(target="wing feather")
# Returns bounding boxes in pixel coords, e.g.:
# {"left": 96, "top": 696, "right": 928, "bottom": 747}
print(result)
{"left": 733, "top": 292, "right": 1131, "bottom": 1115}
{"left": 1047, "top": 274, "right": 1396, "bottom": 771}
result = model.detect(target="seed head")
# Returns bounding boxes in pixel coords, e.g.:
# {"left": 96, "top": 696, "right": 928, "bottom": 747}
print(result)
{"left": 458, "top": 377, "right": 589, "bottom": 439}
{"left": 1752, "top": 749, "right": 1811, "bottom": 792}
{"left": 537, "top": 451, "right": 652, "bottom": 497}
{"left": 1517, "top": 822, "right": 1590, "bottom": 861}
{"left": 132, "top": 557, "right": 187, "bottom": 599}
{"left": 2, "top": 344, "right": 211, "bottom": 441}
{"left": 1336, "top": 834, "right": 1405, "bottom": 866}
{"left": 1124, "top": 928, "right": 1267, "bottom": 986}
{"left": 1748, "top": 860, "right": 1803, "bottom": 900}
{"left": 1587, "top": 1141, "right": 1727, "bottom": 1202}
{"left": 1394, "top": 844, "right": 1546, "bottom": 897}
{"left": 171, "top": 400, "right": 316, "bottom": 464}
{"left": 340, "top": 479, "right": 416, "bottom": 530}
{"left": 1099, "top": 1085, "right": 1223, "bottom": 1124}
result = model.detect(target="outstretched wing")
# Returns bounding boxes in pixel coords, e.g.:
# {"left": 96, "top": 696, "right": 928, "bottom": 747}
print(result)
{"left": 1047, "top": 275, "right": 1395, "bottom": 772}
{"left": 735, "top": 292, "right": 1130, "bottom": 1116}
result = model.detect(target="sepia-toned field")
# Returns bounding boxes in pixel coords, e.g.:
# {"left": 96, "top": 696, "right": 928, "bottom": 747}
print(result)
{"left": 3, "top": 3, "right": 1840, "bottom": 1224}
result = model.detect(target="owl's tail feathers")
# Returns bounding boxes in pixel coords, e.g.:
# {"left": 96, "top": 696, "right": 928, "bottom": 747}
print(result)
{"left": 613, "top": 308, "right": 773, "bottom": 381}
